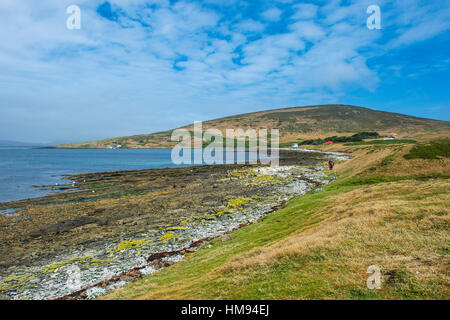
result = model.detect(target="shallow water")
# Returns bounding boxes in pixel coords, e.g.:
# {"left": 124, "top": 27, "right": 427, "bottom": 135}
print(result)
{"left": 0, "top": 148, "right": 261, "bottom": 203}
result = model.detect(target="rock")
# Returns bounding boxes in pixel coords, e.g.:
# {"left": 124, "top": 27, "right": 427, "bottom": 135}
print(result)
{"left": 162, "top": 261, "right": 175, "bottom": 267}
{"left": 221, "top": 234, "right": 232, "bottom": 242}
{"left": 128, "top": 269, "right": 142, "bottom": 278}
{"left": 119, "top": 274, "right": 132, "bottom": 282}
{"left": 152, "top": 260, "right": 162, "bottom": 269}
{"left": 190, "top": 238, "right": 209, "bottom": 247}
{"left": 151, "top": 260, "right": 175, "bottom": 269}
{"left": 147, "top": 252, "right": 170, "bottom": 262}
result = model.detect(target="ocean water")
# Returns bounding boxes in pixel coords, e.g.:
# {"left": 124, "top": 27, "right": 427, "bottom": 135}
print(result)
{"left": 0, "top": 147, "right": 260, "bottom": 203}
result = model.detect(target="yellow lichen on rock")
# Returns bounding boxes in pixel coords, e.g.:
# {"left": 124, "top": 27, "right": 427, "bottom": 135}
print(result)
{"left": 0, "top": 273, "right": 35, "bottom": 292}
{"left": 159, "top": 232, "right": 180, "bottom": 243}
{"left": 42, "top": 256, "right": 92, "bottom": 273}
{"left": 167, "top": 226, "right": 188, "bottom": 231}
{"left": 228, "top": 197, "right": 251, "bottom": 209}
{"left": 41, "top": 255, "right": 117, "bottom": 273}
{"left": 109, "top": 239, "right": 150, "bottom": 253}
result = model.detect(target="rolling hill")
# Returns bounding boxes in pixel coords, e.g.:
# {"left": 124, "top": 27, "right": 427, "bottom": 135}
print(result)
{"left": 56, "top": 104, "right": 450, "bottom": 148}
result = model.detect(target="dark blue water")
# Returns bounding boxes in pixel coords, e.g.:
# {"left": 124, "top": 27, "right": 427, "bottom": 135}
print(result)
{"left": 0, "top": 148, "right": 187, "bottom": 203}
{"left": 0, "top": 147, "right": 261, "bottom": 203}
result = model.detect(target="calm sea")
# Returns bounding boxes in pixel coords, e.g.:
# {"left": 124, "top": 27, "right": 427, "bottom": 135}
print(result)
{"left": 0, "top": 147, "right": 259, "bottom": 203}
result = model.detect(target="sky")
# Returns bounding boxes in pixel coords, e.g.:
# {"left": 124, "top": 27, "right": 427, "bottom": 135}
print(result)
{"left": 0, "top": 0, "right": 449, "bottom": 144}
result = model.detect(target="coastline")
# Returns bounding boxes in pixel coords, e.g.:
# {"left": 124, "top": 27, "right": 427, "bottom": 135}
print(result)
{"left": 0, "top": 149, "right": 349, "bottom": 300}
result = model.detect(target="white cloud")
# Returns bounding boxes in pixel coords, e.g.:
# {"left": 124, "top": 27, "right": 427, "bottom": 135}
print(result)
{"left": 289, "top": 21, "right": 326, "bottom": 41}
{"left": 234, "top": 19, "right": 266, "bottom": 33}
{"left": 261, "top": 7, "right": 282, "bottom": 21}
{"left": 387, "top": 3, "right": 450, "bottom": 48}
{"left": 292, "top": 3, "right": 318, "bottom": 20}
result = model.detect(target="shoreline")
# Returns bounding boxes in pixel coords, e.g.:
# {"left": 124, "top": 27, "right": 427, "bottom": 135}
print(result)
{"left": 0, "top": 147, "right": 342, "bottom": 207}
{"left": 0, "top": 149, "right": 349, "bottom": 300}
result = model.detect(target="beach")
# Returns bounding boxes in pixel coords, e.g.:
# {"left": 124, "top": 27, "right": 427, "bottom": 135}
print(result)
{"left": 0, "top": 149, "right": 348, "bottom": 300}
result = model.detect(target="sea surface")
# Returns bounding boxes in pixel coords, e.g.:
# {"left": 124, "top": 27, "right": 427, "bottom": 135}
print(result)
{"left": 0, "top": 147, "right": 259, "bottom": 203}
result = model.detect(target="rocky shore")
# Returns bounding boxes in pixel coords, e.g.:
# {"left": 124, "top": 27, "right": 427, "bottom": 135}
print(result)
{"left": 0, "top": 149, "right": 348, "bottom": 300}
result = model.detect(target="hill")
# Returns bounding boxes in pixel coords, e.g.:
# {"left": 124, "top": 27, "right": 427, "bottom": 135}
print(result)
{"left": 56, "top": 105, "right": 450, "bottom": 148}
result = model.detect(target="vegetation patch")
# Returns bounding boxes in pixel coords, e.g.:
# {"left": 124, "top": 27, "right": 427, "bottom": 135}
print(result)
{"left": 404, "top": 139, "right": 450, "bottom": 160}
{"left": 337, "top": 173, "right": 450, "bottom": 186}
{"left": 228, "top": 197, "right": 251, "bottom": 209}
{"left": 299, "top": 132, "right": 380, "bottom": 145}
{"left": 346, "top": 139, "right": 416, "bottom": 146}
{"left": 108, "top": 239, "right": 151, "bottom": 253}
{"left": 159, "top": 232, "right": 181, "bottom": 243}
{"left": 167, "top": 226, "right": 188, "bottom": 231}
{"left": 42, "top": 256, "right": 116, "bottom": 273}
{"left": 0, "top": 273, "right": 35, "bottom": 292}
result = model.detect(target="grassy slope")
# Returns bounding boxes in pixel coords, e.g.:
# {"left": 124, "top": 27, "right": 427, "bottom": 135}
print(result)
{"left": 102, "top": 141, "right": 449, "bottom": 300}
{"left": 58, "top": 105, "right": 450, "bottom": 148}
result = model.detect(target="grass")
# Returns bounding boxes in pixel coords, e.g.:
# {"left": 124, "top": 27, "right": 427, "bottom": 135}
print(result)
{"left": 279, "top": 141, "right": 298, "bottom": 148}
{"left": 404, "top": 139, "right": 450, "bottom": 160}
{"left": 102, "top": 141, "right": 450, "bottom": 300}
{"left": 346, "top": 139, "right": 417, "bottom": 146}
{"left": 339, "top": 172, "right": 450, "bottom": 186}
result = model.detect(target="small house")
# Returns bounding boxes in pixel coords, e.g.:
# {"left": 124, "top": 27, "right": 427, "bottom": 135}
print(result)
{"left": 389, "top": 133, "right": 398, "bottom": 139}
{"left": 111, "top": 142, "right": 122, "bottom": 149}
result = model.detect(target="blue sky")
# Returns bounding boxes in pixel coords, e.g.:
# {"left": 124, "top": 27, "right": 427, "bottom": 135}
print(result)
{"left": 0, "top": 0, "right": 449, "bottom": 144}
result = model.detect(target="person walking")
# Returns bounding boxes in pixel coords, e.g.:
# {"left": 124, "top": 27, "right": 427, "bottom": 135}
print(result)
{"left": 328, "top": 160, "right": 334, "bottom": 170}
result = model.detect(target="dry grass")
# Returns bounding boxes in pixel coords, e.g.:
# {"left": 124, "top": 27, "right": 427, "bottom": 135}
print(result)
{"left": 218, "top": 180, "right": 449, "bottom": 290}
{"left": 324, "top": 143, "right": 450, "bottom": 179}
